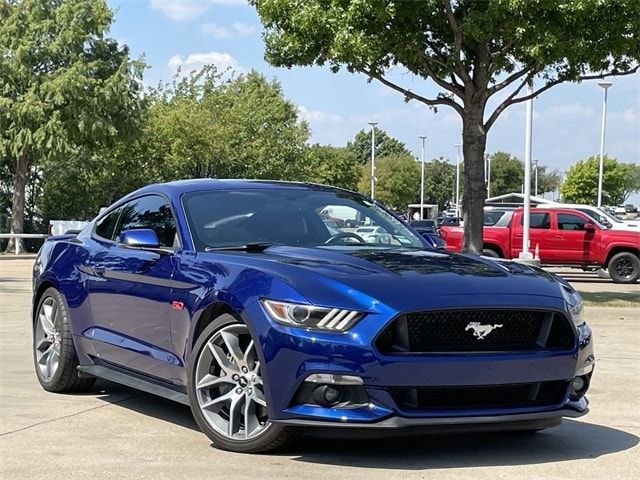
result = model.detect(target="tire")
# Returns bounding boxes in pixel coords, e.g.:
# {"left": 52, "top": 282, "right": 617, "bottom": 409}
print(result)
{"left": 607, "top": 252, "right": 640, "bottom": 284}
{"left": 188, "top": 314, "right": 300, "bottom": 453}
{"left": 33, "top": 287, "right": 96, "bottom": 393}
{"left": 482, "top": 248, "right": 501, "bottom": 258}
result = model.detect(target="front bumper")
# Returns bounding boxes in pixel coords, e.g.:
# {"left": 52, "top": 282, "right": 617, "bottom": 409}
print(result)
{"left": 242, "top": 295, "right": 594, "bottom": 428}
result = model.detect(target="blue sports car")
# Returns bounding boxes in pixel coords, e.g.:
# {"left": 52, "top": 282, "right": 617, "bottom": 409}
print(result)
{"left": 32, "top": 180, "right": 594, "bottom": 452}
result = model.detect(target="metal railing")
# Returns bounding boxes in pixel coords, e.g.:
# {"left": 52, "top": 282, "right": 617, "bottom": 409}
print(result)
{"left": 0, "top": 233, "right": 49, "bottom": 255}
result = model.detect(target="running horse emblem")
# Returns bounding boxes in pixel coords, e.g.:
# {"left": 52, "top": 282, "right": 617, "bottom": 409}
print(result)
{"left": 465, "top": 322, "right": 503, "bottom": 340}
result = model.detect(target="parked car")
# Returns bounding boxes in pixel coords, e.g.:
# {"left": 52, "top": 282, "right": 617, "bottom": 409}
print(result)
{"left": 615, "top": 206, "right": 627, "bottom": 215}
{"left": 32, "top": 180, "right": 593, "bottom": 452}
{"left": 543, "top": 203, "right": 639, "bottom": 231}
{"left": 410, "top": 219, "right": 437, "bottom": 235}
{"left": 354, "top": 225, "right": 393, "bottom": 244}
{"left": 440, "top": 207, "right": 640, "bottom": 283}
{"left": 625, "top": 204, "right": 638, "bottom": 213}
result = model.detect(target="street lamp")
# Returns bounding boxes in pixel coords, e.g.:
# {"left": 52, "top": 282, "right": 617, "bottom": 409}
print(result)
{"left": 453, "top": 144, "right": 462, "bottom": 218}
{"left": 368, "top": 121, "right": 378, "bottom": 200}
{"left": 597, "top": 81, "right": 612, "bottom": 208}
{"left": 519, "top": 80, "right": 534, "bottom": 261}
{"left": 485, "top": 153, "right": 492, "bottom": 198}
{"left": 418, "top": 135, "right": 427, "bottom": 219}
{"left": 532, "top": 159, "right": 539, "bottom": 197}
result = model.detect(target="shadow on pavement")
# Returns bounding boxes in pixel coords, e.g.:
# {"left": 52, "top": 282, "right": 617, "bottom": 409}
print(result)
{"left": 92, "top": 380, "right": 638, "bottom": 470}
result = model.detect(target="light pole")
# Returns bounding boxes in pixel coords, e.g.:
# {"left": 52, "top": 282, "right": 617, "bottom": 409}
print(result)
{"left": 419, "top": 135, "right": 427, "bottom": 219}
{"left": 368, "top": 121, "right": 378, "bottom": 200}
{"left": 532, "top": 159, "right": 539, "bottom": 197}
{"left": 454, "top": 144, "right": 462, "bottom": 218}
{"left": 597, "top": 81, "right": 612, "bottom": 207}
{"left": 486, "top": 153, "right": 492, "bottom": 198}
{"left": 519, "top": 80, "right": 534, "bottom": 261}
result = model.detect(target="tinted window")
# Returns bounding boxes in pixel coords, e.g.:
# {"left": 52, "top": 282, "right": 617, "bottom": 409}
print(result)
{"left": 182, "top": 188, "right": 424, "bottom": 251}
{"left": 520, "top": 212, "right": 550, "bottom": 229}
{"left": 95, "top": 208, "right": 121, "bottom": 240}
{"left": 114, "top": 195, "right": 178, "bottom": 248}
{"left": 557, "top": 213, "right": 588, "bottom": 231}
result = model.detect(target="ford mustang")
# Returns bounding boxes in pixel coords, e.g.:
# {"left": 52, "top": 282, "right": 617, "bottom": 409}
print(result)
{"left": 32, "top": 180, "right": 594, "bottom": 452}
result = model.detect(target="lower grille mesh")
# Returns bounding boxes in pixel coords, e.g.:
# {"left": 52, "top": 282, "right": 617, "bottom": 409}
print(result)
{"left": 390, "top": 381, "right": 568, "bottom": 410}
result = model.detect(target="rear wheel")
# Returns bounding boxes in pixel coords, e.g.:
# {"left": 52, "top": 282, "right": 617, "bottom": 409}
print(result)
{"left": 607, "top": 252, "right": 640, "bottom": 284}
{"left": 33, "top": 287, "right": 96, "bottom": 392}
{"left": 482, "top": 248, "right": 501, "bottom": 258}
{"left": 188, "top": 314, "right": 299, "bottom": 452}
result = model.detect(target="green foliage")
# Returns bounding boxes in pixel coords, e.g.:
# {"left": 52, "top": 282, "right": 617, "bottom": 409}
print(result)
{"left": 621, "top": 162, "right": 640, "bottom": 201}
{"left": 535, "top": 165, "right": 562, "bottom": 197}
{"left": 146, "top": 68, "right": 309, "bottom": 182}
{"left": 304, "top": 145, "right": 360, "bottom": 190}
{"left": 418, "top": 157, "right": 456, "bottom": 209}
{"left": 347, "top": 127, "right": 411, "bottom": 165}
{"left": 560, "top": 156, "right": 629, "bottom": 205}
{"left": 358, "top": 154, "right": 420, "bottom": 210}
{"left": 488, "top": 152, "right": 524, "bottom": 197}
{"left": 0, "top": 0, "right": 145, "bottom": 160}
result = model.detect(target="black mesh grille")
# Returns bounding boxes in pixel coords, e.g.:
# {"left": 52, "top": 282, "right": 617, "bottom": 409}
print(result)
{"left": 376, "top": 309, "right": 574, "bottom": 353}
{"left": 390, "top": 381, "right": 568, "bottom": 410}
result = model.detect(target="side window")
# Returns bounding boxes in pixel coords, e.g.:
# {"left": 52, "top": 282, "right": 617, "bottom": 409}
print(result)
{"left": 557, "top": 213, "right": 588, "bottom": 231}
{"left": 94, "top": 208, "right": 121, "bottom": 240}
{"left": 520, "top": 212, "right": 550, "bottom": 229}
{"left": 114, "top": 195, "right": 179, "bottom": 248}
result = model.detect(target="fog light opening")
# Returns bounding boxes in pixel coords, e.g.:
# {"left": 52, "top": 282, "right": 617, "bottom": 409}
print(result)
{"left": 570, "top": 374, "right": 590, "bottom": 399}
{"left": 312, "top": 385, "right": 343, "bottom": 407}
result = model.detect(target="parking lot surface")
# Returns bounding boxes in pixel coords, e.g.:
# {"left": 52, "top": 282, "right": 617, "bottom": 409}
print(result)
{"left": 1, "top": 258, "right": 638, "bottom": 480}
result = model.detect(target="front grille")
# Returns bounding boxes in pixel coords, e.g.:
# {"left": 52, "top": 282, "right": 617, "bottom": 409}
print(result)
{"left": 390, "top": 381, "right": 568, "bottom": 411}
{"left": 375, "top": 309, "right": 574, "bottom": 354}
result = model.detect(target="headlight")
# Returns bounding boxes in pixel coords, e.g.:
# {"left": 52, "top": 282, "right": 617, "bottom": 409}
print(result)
{"left": 561, "top": 285, "right": 585, "bottom": 327}
{"left": 261, "top": 299, "right": 363, "bottom": 332}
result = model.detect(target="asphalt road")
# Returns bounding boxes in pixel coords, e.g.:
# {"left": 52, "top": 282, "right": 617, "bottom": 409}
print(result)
{"left": 1, "top": 258, "right": 638, "bottom": 480}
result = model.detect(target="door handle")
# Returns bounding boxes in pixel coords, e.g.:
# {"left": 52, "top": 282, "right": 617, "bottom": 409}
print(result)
{"left": 554, "top": 235, "right": 565, "bottom": 240}
{"left": 515, "top": 233, "right": 523, "bottom": 238}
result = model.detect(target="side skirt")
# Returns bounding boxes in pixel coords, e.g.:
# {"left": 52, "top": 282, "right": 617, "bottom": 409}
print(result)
{"left": 77, "top": 362, "right": 190, "bottom": 406}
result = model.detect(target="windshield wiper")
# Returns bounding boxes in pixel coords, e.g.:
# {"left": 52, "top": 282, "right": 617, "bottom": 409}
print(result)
{"left": 205, "top": 242, "right": 274, "bottom": 252}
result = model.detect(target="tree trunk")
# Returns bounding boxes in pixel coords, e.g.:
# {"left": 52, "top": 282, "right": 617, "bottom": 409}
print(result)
{"left": 461, "top": 109, "right": 487, "bottom": 254}
{"left": 6, "top": 152, "right": 28, "bottom": 254}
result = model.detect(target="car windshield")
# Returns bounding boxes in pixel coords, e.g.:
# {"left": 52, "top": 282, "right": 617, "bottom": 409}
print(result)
{"left": 182, "top": 187, "right": 425, "bottom": 251}
{"left": 597, "top": 207, "right": 623, "bottom": 224}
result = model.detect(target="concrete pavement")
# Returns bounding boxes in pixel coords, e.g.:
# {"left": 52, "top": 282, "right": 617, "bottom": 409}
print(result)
{"left": 1, "top": 259, "right": 638, "bottom": 479}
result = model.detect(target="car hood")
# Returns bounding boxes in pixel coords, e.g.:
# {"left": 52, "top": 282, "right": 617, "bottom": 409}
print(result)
{"left": 201, "top": 246, "right": 565, "bottom": 313}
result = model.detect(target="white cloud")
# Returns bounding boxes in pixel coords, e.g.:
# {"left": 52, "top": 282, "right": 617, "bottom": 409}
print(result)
{"left": 211, "top": 0, "right": 248, "bottom": 5}
{"left": 200, "top": 21, "right": 256, "bottom": 38}
{"left": 297, "top": 106, "right": 343, "bottom": 125}
{"left": 149, "top": 0, "right": 209, "bottom": 21}
{"left": 168, "top": 51, "right": 242, "bottom": 75}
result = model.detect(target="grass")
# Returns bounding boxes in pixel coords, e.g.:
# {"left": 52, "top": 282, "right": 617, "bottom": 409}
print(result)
{"left": 580, "top": 291, "right": 640, "bottom": 307}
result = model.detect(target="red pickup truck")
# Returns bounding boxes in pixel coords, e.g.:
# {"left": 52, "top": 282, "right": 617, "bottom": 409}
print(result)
{"left": 440, "top": 207, "right": 640, "bottom": 283}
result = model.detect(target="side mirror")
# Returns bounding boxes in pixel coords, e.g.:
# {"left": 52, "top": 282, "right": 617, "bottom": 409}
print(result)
{"left": 583, "top": 222, "right": 596, "bottom": 232}
{"left": 118, "top": 229, "right": 161, "bottom": 249}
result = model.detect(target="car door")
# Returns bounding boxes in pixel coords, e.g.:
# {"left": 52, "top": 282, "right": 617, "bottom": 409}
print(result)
{"left": 511, "top": 211, "right": 553, "bottom": 260}
{"left": 551, "top": 211, "right": 597, "bottom": 263}
{"left": 85, "top": 194, "right": 180, "bottom": 381}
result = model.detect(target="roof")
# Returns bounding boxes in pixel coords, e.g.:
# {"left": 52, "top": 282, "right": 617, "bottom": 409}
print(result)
{"left": 486, "top": 192, "right": 555, "bottom": 206}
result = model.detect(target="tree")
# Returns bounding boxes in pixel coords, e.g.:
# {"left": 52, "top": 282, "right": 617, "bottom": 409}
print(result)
{"left": 621, "top": 162, "right": 640, "bottom": 202}
{"left": 487, "top": 152, "right": 523, "bottom": 197}
{"left": 347, "top": 127, "right": 411, "bottom": 164}
{"left": 251, "top": 0, "right": 640, "bottom": 253}
{"left": 304, "top": 145, "right": 361, "bottom": 190}
{"left": 358, "top": 154, "right": 419, "bottom": 210}
{"left": 560, "top": 156, "right": 628, "bottom": 205}
{"left": 535, "top": 165, "right": 562, "bottom": 197}
{"left": 421, "top": 157, "right": 455, "bottom": 209}
{"left": 146, "top": 68, "right": 309, "bottom": 182}
{"left": 0, "top": 0, "right": 144, "bottom": 252}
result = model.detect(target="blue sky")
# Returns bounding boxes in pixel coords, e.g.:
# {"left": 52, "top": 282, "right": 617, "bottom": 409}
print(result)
{"left": 108, "top": 0, "right": 640, "bottom": 203}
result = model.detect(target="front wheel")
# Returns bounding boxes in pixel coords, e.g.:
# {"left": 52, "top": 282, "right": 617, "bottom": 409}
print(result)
{"left": 33, "top": 287, "right": 96, "bottom": 392}
{"left": 188, "top": 314, "right": 299, "bottom": 453}
{"left": 607, "top": 252, "right": 640, "bottom": 284}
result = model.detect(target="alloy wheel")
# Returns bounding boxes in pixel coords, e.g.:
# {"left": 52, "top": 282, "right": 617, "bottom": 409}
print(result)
{"left": 615, "top": 258, "right": 635, "bottom": 279}
{"left": 194, "top": 324, "right": 269, "bottom": 440}
{"left": 34, "top": 297, "right": 62, "bottom": 382}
